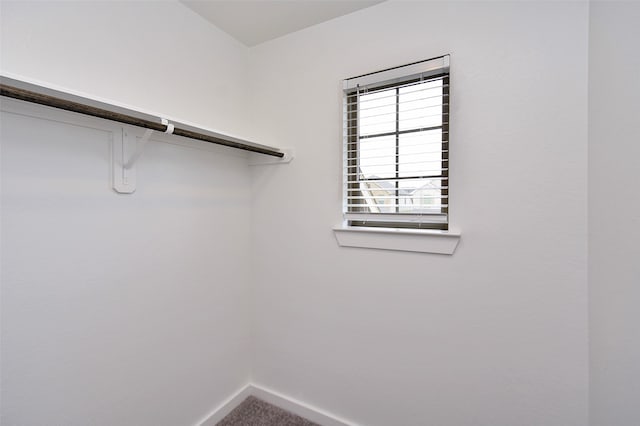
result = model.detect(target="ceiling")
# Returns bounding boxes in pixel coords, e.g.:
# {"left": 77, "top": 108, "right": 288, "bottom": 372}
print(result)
{"left": 181, "top": 1, "right": 385, "bottom": 47}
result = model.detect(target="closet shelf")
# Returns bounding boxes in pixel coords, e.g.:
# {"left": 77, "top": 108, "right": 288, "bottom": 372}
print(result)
{"left": 0, "top": 75, "right": 284, "bottom": 158}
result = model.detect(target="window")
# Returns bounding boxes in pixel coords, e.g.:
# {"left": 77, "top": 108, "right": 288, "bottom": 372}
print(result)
{"left": 343, "top": 56, "right": 449, "bottom": 230}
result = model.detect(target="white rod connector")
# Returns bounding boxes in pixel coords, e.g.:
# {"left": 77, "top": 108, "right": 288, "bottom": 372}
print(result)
{"left": 161, "top": 118, "right": 174, "bottom": 134}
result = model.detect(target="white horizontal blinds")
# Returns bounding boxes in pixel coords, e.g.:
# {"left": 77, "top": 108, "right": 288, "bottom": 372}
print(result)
{"left": 343, "top": 56, "right": 449, "bottom": 230}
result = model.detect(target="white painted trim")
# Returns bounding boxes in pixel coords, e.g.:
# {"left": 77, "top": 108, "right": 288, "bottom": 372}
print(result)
{"left": 250, "top": 384, "right": 357, "bottom": 426}
{"left": 333, "top": 226, "right": 460, "bottom": 254}
{"left": 195, "top": 383, "right": 358, "bottom": 426}
{"left": 196, "top": 384, "right": 253, "bottom": 426}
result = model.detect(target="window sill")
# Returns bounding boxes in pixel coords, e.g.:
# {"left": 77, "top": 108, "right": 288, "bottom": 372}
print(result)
{"left": 333, "top": 226, "right": 460, "bottom": 254}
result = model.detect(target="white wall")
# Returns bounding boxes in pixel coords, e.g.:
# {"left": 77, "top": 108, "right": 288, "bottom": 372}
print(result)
{"left": 248, "top": 2, "right": 589, "bottom": 425}
{"left": 1, "top": 2, "right": 252, "bottom": 425}
{"left": 9, "top": 2, "right": 638, "bottom": 426}
{"left": 589, "top": 2, "right": 640, "bottom": 425}
{"left": 0, "top": 0, "right": 248, "bottom": 136}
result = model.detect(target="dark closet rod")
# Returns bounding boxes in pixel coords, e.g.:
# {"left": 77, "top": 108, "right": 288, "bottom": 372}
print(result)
{"left": 0, "top": 83, "right": 285, "bottom": 158}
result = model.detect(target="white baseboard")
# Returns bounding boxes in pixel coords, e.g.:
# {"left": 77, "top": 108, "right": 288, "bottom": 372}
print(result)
{"left": 250, "top": 383, "right": 356, "bottom": 426}
{"left": 197, "top": 384, "right": 253, "bottom": 426}
{"left": 197, "top": 382, "right": 357, "bottom": 426}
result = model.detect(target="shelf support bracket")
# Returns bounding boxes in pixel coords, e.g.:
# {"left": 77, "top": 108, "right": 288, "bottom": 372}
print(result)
{"left": 124, "top": 128, "right": 153, "bottom": 170}
{"left": 113, "top": 128, "right": 139, "bottom": 194}
{"left": 113, "top": 119, "right": 174, "bottom": 194}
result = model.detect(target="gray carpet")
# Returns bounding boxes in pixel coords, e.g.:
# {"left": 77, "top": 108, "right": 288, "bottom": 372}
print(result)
{"left": 217, "top": 396, "right": 320, "bottom": 426}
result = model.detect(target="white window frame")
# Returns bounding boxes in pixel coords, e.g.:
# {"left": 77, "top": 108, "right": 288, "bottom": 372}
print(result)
{"left": 335, "top": 56, "right": 460, "bottom": 254}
